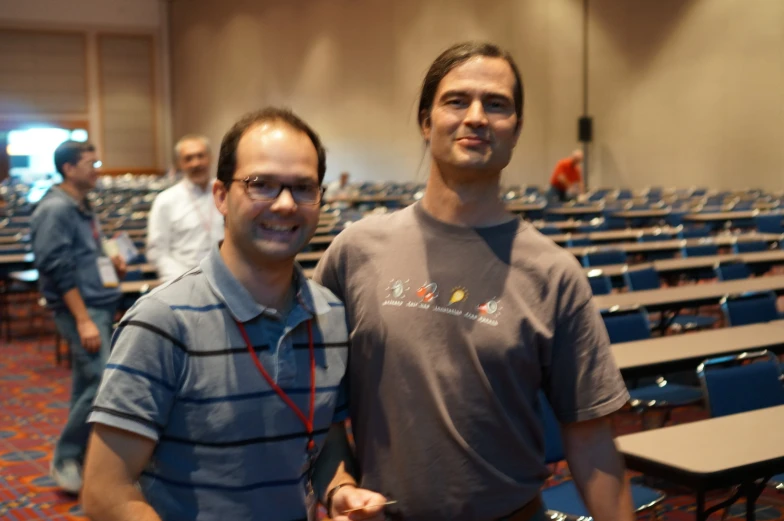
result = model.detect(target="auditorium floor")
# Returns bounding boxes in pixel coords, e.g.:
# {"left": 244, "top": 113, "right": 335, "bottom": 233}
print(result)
{"left": 1, "top": 330, "right": 782, "bottom": 521}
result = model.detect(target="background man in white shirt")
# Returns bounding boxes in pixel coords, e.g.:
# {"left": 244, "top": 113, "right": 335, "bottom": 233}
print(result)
{"left": 147, "top": 134, "right": 225, "bottom": 281}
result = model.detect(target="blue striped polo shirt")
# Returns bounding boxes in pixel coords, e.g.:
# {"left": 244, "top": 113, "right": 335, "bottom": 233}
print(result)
{"left": 89, "top": 244, "right": 349, "bottom": 521}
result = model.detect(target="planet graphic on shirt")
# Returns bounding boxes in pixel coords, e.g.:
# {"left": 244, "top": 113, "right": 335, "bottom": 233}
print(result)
{"left": 478, "top": 299, "right": 500, "bottom": 316}
{"left": 385, "top": 279, "right": 410, "bottom": 299}
{"left": 416, "top": 282, "right": 438, "bottom": 303}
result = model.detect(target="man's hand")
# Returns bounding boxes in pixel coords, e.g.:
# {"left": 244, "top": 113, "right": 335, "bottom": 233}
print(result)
{"left": 77, "top": 318, "right": 102, "bottom": 352}
{"left": 329, "top": 485, "right": 388, "bottom": 521}
{"left": 111, "top": 255, "right": 127, "bottom": 279}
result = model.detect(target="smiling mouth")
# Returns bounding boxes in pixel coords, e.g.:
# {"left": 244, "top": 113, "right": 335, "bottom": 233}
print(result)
{"left": 260, "top": 222, "right": 299, "bottom": 233}
{"left": 458, "top": 137, "right": 490, "bottom": 145}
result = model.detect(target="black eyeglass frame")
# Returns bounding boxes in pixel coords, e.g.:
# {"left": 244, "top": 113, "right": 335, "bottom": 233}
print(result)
{"left": 228, "top": 176, "right": 325, "bottom": 205}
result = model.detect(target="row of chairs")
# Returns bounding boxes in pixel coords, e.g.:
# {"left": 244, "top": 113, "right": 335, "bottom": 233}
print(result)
{"left": 600, "top": 292, "right": 781, "bottom": 427}
{"left": 588, "top": 260, "right": 754, "bottom": 296}
{"left": 539, "top": 349, "right": 784, "bottom": 520}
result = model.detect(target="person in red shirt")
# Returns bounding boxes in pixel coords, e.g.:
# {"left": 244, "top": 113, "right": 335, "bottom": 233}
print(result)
{"left": 548, "top": 149, "right": 584, "bottom": 202}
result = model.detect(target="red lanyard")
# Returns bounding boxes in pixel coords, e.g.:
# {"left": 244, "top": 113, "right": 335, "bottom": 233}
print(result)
{"left": 234, "top": 318, "right": 317, "bottom": 452}
{"left": 90, "top": 218, "right": 100, "bottom": 241}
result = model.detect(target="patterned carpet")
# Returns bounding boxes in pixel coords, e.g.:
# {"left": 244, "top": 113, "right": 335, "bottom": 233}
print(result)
{"left": 1, "top": 323, "right": 783, "bottom": 520}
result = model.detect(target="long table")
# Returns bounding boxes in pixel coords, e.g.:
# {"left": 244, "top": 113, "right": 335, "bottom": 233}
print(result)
{"left": 617, "top": 405, "right": 784, "bottom": 521}
{"left": 593, "top": 274, "right": 784, "bottom": 312}
{"left": 545, "top": 205, "right": 604, "bottom": 216}
{"left": 0, "top": 253, "right": 35, "bottom": 269}
{"left": 568, "top": 233, "right": 780, "bottom": 257}
{"left": 584, "top": 249, "right": 784, "bottom": 278}
{"left": 548, "top": 226, "right": 681, "bottom": 244}
{"left": 612, "top": 321, "right": 784, "bottom": 378}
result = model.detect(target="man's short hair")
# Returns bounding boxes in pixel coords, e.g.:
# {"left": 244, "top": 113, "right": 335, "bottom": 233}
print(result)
{"left": 217, "top": 108, "right": 327, "bottom": 186}
{"left": 174, "top": 134, "right": 210, "bottom": 159}
{"left": 54, "top": 140, "right": 95, "bottom": 176}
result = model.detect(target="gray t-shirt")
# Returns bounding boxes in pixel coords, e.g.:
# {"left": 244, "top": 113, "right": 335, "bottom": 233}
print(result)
{"left": 314, "top": 202, "right": 629, "bottom": 521}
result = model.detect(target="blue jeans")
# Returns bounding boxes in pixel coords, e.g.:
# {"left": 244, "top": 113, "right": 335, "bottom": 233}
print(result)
{"left": 52, "top": 304, "right": 116, "bottom": 469}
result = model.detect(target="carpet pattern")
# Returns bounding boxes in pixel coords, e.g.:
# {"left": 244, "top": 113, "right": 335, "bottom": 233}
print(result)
{"left": 1, "top": 322, "right": 782, "bottom": 520}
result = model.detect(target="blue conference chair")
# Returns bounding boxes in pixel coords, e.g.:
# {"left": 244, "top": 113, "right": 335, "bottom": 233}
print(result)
{"left": 637, "top": 233, "right": 676, "bottom": 260}
{"left": 567, "top": 236, "right": 592, "bottom": 247}
{"left": 582, "top": 249, "right": 626, "bottom": 268}
{"left": 713, "top": 261, "right": 751, "bottom": 281}
{"left": 720, "top": 291, "right": 780, "bottom": 326}
{"left": 678, "top": 225, "right": 711, "bottom": 239}
{"left": 538, "top": 393, "right": 666, "bottom": 521}
{"left": 682, "top": 244, "right": 720, "bottom": 258}
{"left": 623, "top": 266, "right": 717, "bottom": 331}
{"left": 754, "top": 214, "right": 784, "bottom": 234}
{"left": 733, "top": 240, "right": 768, "bottom": 254}
{"left": 586, "top": 270, "right": 612, "bottom": 296}
{"left": 601, "top": 307, "right": 704, "bottom": 423}
{"left": 697, "top": 351, "right": 784, "bottom": 493}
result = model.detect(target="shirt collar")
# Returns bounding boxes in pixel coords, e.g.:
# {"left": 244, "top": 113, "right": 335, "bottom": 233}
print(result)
{"left": 51, "top": 185, "right": 93, "bottom": 216}
{"left": 200, "top": 243, "right": 331, "bottom": 323}
{"left": 181, "top": 176, "right": 213, "bottom": 196}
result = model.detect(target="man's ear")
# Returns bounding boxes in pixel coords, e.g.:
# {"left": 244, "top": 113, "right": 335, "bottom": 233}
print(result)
{"left": 213, "top": 179, "right": 229, "bottom": 217}
{"left": 420, "top": 111, "right": 432, "bottom": 143}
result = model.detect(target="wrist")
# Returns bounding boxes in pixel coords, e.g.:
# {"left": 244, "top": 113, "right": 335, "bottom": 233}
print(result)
{"left": 325, "top": 482, "right": 356, "bottom": 515}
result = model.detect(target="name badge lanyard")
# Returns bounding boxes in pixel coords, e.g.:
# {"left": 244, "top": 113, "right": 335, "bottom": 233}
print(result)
{"left": 90, "top": 218, "right": 104, "bottom": 250}
{"left": 234, "top": 319, "right": 318, "bottom": 477}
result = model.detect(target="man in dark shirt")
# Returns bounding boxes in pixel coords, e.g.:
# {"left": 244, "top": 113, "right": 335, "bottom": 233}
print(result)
{"left": 31, "top": 140, "right": 125, "bottom": 494}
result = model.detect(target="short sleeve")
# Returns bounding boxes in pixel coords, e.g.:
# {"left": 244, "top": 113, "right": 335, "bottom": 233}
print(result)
{"left": 542, "top": 264, "right": 629, "bottom": 424}
{"left": 313, "top": 235, "right": 347, "bottom": 302}
{"left": 89, "top": 296, "right": 188, "bottom": 441}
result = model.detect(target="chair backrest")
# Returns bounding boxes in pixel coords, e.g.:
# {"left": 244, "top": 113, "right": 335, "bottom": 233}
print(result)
{"left": 124, "top": 270, "right": 144, "bottom": 282}
{"left": 721, "top": 291, "right": 779, "bottom": 326}
{"left": 538, "top": 226, "right": 562, "bottom": 236}
{"left": 567, "top": 237, "right": 592, "bottom": 247}
{"left": 638, "top": 233, "right": 671, "bottom": 243}
{"left": 587, "top": 270, "right": 612, "bottom": 296}
{"left": 754, "top": 214, "right": 784, "bottom": 234}
{"left": 698, "top": 351, "right": 784, "bottom": 417}
{"left": 733, "top": 240, "right": 768, "bottom": 254}
{"left": 538, "top": 392, "right": 565, "bottom": 464}
{"left": 731, "top": 200, "right": 754, "bottom": 211}
{"left": 623, "top": 266, "right": 661, "bottom": 291}
{"left": 682, "top": 244, "right": 719, "bottom": 258}
{"left": 678, "top": 225, "right": 711, "bottom": 239}
{"left": 601, "top": 307, "right": 651, "bottom": 343}
{"left": 665, "top": 211, "right": 687, "bottom": 227}
{"left": 582, "top": 249, "right": 627, "bottom": 267}
{"left": 714, "top": 261, "right": 751, "bottom": 281}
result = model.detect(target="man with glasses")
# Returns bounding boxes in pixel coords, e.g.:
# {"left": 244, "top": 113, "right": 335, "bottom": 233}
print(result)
{"left": 31, "top": 140, "right": 126, "bottom": 494}
{"left": 81, "top": 109, "right": 385, "bottom": 521}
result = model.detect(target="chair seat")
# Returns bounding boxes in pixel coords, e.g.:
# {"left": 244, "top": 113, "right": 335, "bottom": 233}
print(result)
{"left": 628, "top": 383, "right": 703, "bottom": 407}
{"left": 671, "top": 314, "right": 717, "bottom": 330}
{"left": 543, "top": 481, "right": 664, "bottom": 519}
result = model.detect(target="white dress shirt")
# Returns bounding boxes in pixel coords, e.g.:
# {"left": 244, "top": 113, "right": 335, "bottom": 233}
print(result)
{"left": 146, "top": 178, "right": 224, "bottom": 281}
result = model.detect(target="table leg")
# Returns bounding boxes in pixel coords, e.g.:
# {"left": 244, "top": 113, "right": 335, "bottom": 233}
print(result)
{"left": 744, "top": 478, "right": 771, "bottom": 521}
{"left": 696, "top": 489, "right": 706, "bottom": 521}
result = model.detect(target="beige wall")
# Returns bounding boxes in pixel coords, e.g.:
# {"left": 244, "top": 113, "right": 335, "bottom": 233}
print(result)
{"left": 0, "top": 0, "right": 171, "bottom": 173}
{"left": 170, "top": 0, "right": 784, "bottom": 190}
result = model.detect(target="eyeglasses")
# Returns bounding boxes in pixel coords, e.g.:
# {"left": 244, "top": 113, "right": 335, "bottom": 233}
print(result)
{"left": 230, "top": 177, "right": 324, "bottom": 204}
